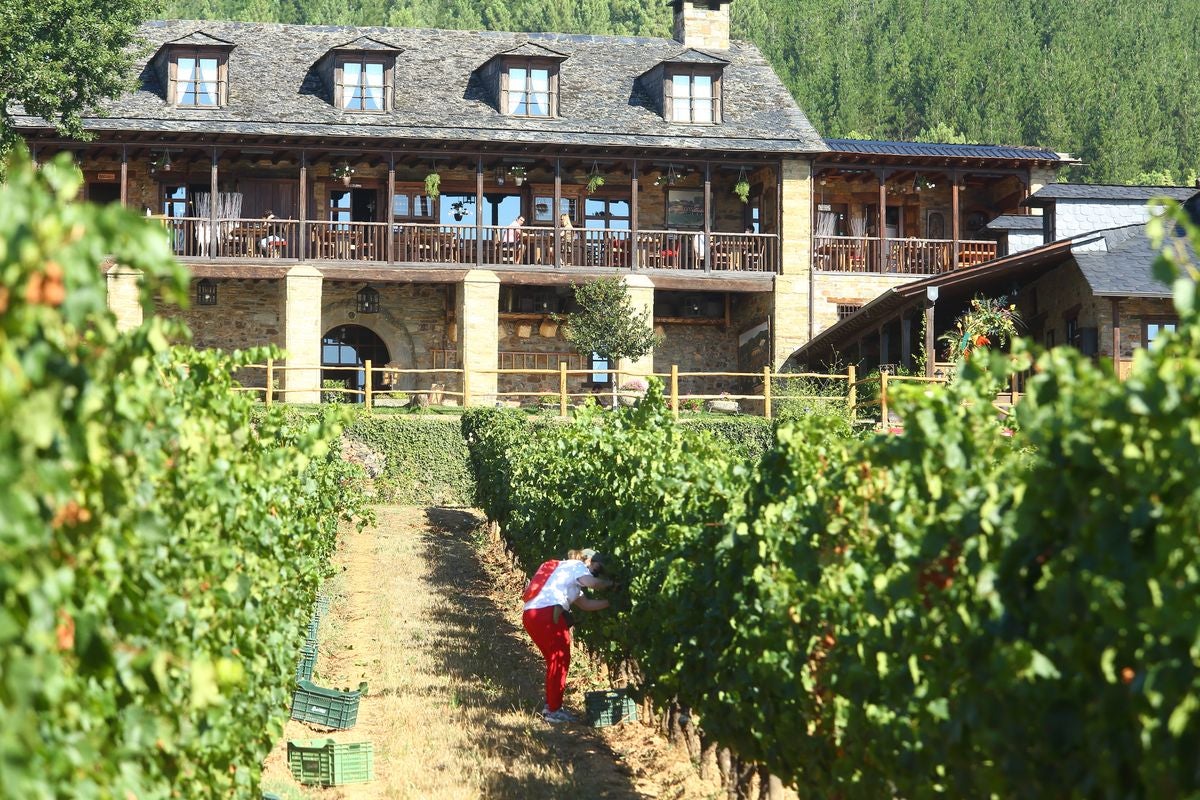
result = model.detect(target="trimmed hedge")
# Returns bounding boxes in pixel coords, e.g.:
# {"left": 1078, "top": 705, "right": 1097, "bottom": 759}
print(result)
{"left": 677, "top": 416, "right": 773, "bottom": 463}
{"left": 344, "top": 416, "right": 475, "bottom": 506}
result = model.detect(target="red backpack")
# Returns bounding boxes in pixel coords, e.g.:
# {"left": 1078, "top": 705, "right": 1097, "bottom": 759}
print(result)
{"left": 522, "top": 560, "right": 560, "bottom": 602}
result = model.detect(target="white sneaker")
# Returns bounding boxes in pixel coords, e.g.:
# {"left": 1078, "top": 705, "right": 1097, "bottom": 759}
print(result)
{"left": 543, "top": 709, "right": 575, "bottom": 723}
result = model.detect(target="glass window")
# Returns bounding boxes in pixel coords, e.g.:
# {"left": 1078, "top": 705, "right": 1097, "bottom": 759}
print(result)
{"left": 585, "top": 197, "right": 630, "bottom": 230}
{"left": 393, "top": 192, "right": 435, "bottom": 220}
{"left": 342, "top": 59, "right": 386, "bottom": 111}
{"left": 670, "top": 71, "right": 717, "bottom": 123}
{"left": 506, "top": 63, "right": 554, "bottom": 117}
{"left": 329, "top": 190, "right": 353, "bottom": 228}
{"left": 532, "top": 195, "right": 578, "bottom": 224}
{"left": 1145, "top": 321, "right": 1177, "bottom": 348}
{"left": 392, "top": 193, "right": 409, "bottom": 217}
{"left": 590, "top": 352, "right": 610, "bottom": 385}
{"left": 175, "top": 55, "right": 220, "bottom": 106}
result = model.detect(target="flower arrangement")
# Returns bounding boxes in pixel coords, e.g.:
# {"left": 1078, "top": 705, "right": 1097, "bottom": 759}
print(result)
{"left": 333, "top": 163, "right": 355, "bottom": 185}
{"left": 619, "top": 378, "right": 648, "bottom": 394}
{"left": 509, "top": 165, "right": 527, "bottom": 185}
{"left": 939, "top": 294, "right": 1023, "bottom": 361}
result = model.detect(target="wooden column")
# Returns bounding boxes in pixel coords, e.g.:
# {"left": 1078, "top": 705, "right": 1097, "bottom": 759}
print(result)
{"left": 1111, "top": 297, "right": 1122, "bottom": 376}
{"left": 475, "top": 155, "right": 484, "bottom": 267}
{"left": 951, "top": 170, "right": 961, "bottom": 271}
{"left": 900, "top": 310, "right": 913, "bottom": 368}
{"left": 553, "top": 157, "right": 562, "bottom": 268}
{"left": 776, "top": 160, "right": 784, "bottom": 272}
{"left": 386, "top": 153, "right": 396, "bottom": 264}
{"left": 877, "top": 169, "right": 887, "bottom": 273}
{"left": 703, "top": 161, "right": 712, "bottom": 273}
{"left": 119, "top": 146, "right": 128, "bottom": 208}
{"left": 631, "top": 158, "right": 639, "bottom": 269}
{"left": 298, "top": 151, "right": 308, "bottom": 261}
{"left": 209, "top": 148, "right": 219, "bottom": 258}
{"left": 924, "top": 295, "right": 937, "bottom": 378}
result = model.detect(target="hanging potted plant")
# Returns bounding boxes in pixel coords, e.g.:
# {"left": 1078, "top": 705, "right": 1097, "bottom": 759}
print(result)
{"left": 586, "top": 162, "right": 605, "bottom": 195}
{"left": 938, "top": 294, "right": 1023, "bottom": 362}
{"left": 425, "top": 171, "right": 441, "bottom": 201}
{"left": 733, "top": 167, "right": 751, "bottom": 204}
{"left": 509, "top": 165, "right": 527, "bottom": 186}
{"left": 333, "top": 163, "right": 355, "bottom": 186}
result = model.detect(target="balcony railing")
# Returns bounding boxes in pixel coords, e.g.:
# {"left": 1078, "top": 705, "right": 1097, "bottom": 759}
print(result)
{"left": 814, "top": 236, "right": 997, "bottom": 275}
{"left": 161, "top": 217, "right": 780, "bottom": 272}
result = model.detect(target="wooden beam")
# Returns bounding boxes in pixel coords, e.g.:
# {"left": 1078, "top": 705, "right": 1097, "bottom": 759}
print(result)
{"left": 877, "top": 169, "right": 887, "bottom": 273}
{"left": 951, "top": 171, "right": 961, "bottom": 271}
{"left": 209, "top": 148, "right": 219, "bottom": 257}
{"left": 631, "top": 157, "right": 639, "bottom": 264}
{"left": 299, "top": 151, "right": 308, "bottom": 261}
{"left": 553, "top": 157, "right": 562, "bottom": 268}
{"left": 703, "top": 161, "right": 712, "bottom": 273}
{"left": 924, "top": 300, "right": 936, "bottom": 378}
{"left": 119, "top": 146, "right": 128, "bottom": 209}
{"left": 475, "top": 155, "right": 484, "bottom": 267}
{"left": 387, "top": 153, "right": 396, "bottom": 265}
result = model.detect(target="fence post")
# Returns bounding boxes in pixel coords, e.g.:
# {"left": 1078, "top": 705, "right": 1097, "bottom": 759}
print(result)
{"left": 847, "top": 365, "right": 857, "bottom": 425}
{"left": 559, "top": 361, "right": 568, "bottom": 418}
{"left": 763, "top": 365, "right": 773, "bottom": 420}
{"left": 670, "top": 364, "right": 680, "bottom": 420}
{"left": 880, "top": 371, "right": 889, "bottom": 428}
{"left": 364, "top": 359, "right": 373, "bottom": 412}
{"left": 462, "top": 366, "right": 471, "bottom": 409}
{"left": 265, "top": 357, "right": 274, "bottom": 407}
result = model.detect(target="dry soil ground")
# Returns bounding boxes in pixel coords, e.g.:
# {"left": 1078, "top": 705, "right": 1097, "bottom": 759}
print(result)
{"left": 261, "top": 505, "right": 722, "bottom": 799}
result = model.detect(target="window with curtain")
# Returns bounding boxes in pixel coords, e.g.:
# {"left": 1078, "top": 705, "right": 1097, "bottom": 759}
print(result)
{"left": 504, "top": 61, "right": 556, "bottom": 117}
{"left": 172, "top": 51, "right": 223, "bottom": 107}
{"left": 669, "top": 70, "right": 718, "bottom": 123}
{"left": 339, "top": 59, "right": 386, "bottom": 111}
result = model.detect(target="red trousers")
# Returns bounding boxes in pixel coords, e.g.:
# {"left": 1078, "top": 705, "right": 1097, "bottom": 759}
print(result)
{"left": 522, "top": 605, "right": 572, "bottom": 712}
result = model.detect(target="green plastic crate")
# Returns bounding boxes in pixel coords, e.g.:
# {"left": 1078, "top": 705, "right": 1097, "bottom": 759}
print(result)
{"left": 287, "top": 739, "right": 373, "bottom": 786}
{"left": 290, "top": 680, "right": 361, "bottom": 730}
{"left": 262, "top": 794, "right": 282, "bottom": 800}
{"left": 304, "top": 616, "right": 319, "bottom": 646}
{"left": 295, "top": 643, "right": 317, "bottom": 683}
{"left": 585, "top": 689, "right": 638, "bottom": 728}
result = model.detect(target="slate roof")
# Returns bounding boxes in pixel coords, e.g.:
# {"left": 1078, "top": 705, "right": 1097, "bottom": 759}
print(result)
{"left": 986, "top": 214, "right": 1045, "bottom": 231}
{"left": 1072, "top": 227, "right": 1178, "bottom": 298}
{"left": 823, "top": 138, "right": 1066, "bottom": 162}
{"left": 9, "top": 19, "right": 824, "bottom": 154}
{"left": 1025, "top": 184, "right": 1200, "bottom": 203}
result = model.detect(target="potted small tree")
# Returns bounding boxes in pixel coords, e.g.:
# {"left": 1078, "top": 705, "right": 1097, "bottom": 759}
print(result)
{"left": 333, "top": 163, "right": 355, "bottom": 186}
{"left": 559, "top": 278, "right": 660, "bottom": 408}
{"left": 509, "top": 166, "right": 527, "bottom": 186}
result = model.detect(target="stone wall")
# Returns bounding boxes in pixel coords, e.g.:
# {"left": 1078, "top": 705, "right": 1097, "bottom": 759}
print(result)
{"left": 811, "top": 273, "right": 917, "bottom": 336}
{"left": 495, "top": 316, "right": 593, "bottom": 402}
{"left": 674, "top": 0, "right": 731, "bottom": 50}
{"left": 653, "top": 323, "right": 739, "bottom": 396}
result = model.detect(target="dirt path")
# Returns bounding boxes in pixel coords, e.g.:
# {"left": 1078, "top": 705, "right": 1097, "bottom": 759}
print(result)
{"left": 262, "top": 506, "right": 719, "bottom": 800}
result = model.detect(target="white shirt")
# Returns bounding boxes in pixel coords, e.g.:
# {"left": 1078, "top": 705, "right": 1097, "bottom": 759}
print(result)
{"left": 523, "top": 560, "right": 591, "bottom": 612}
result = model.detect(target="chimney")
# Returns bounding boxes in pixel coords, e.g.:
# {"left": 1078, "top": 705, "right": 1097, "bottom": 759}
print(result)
{"left": 672, "top": 0, "right": 733, "bottom": 51}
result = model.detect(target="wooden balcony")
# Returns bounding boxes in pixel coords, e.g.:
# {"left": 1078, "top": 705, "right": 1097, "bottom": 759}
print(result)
{"left": 814, "top": 236, "right": 997, "bottom": 275}
{"left": 162, "top": 217, "right": 780, "bottom": 273}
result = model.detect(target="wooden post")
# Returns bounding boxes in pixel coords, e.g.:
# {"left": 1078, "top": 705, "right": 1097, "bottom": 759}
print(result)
{"left": 462, "top": 364, "right": 472, "bottom": 408}
{"left": 763, "top": 365, "right": 773, "bottom": 420}
{"left": 119, "top": 146, "right": 128, "bottom": 208}
{"left": 553, "top": 157, "right": 562, "bottom": 268}
{"left": 880, "top": 371, "right": 889, "bottom": 427}
{"left": 924, "top": 297, "right": 937, "bottom": 378}
{"left": 265, "top": 357, "right": 274, "bottom": 407}
{"left": 387, "top": 154, "right": 396, "bottom": 265}
{"left": 670, "top": 364, "right": 680, "bottom": 420}
{"left": 847, "top": 365, "right": 857, "bottom": 424}
{"left": 299, "top": 151, "right": 308, "bottom": 261}
{"left": 475, "top": 155, "right": 485, "bottom": 266}
{"left": 631, "top": 158, "right": 639, "bottom": 268}
{"left": 703, "top": 161, "right": 712, "bottom": 273}
{"left": 877, "top": 169, "right": 887, "bottom": 273}
{"left": 364, "top": 359, "right": 373, "bottom": 411}
{"left": 209, "top": 148, "right": 219, "bottom": 257}
{"left": 1111, "top": 297, "right": 1122, "bottom": 377}
{"left": 951, "top": 171, "right": 961, "bottom": 271}
{"left": 900, "top": 311, "right": 913, "bottom": 368}
{"left": 559, "top": 361, "right": 568, "bottom": 418}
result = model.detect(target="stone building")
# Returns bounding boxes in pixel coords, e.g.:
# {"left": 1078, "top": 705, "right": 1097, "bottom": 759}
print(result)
{"left": 11, "top": 0, "right": 1080, "bottom": 404}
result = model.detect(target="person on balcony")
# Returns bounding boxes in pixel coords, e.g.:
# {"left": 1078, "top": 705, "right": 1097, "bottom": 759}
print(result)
{"left": 521, "top": 548, "right": 612, "bottom": 723}
{"left": 558, "top": 213, "right": 576, "bottom": 265}
{"left": 258, "top": 209, "right": 287, "bottom": 256}
{"left": 503, "top": 214, "right": 526, "bottom": 243}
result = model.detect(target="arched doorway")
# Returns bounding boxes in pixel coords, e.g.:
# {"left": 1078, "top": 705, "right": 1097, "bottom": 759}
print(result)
{"left": 321, "top": 324, "right": 390, "bottom": 403}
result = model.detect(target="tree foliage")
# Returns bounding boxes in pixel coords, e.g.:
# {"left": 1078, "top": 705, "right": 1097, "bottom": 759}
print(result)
{"left": 0, "top": 147, "right": 372, "bottom": 798}
{"left": 0, "top": 0, "right": 156, "bottom": 149}
{"left": 561, "top": 278, "right": 659, "bottom": 364}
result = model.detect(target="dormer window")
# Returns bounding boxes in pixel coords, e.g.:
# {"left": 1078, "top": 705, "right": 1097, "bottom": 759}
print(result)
{"left": 503, "top": 60, "right": 558, "bottom": 117}
{"left": 339, "top": 58, "right": 386, "bottom": 111}
{"left": 667, "top": 68, "right": 720, "bottom": 124}
{"left": 170, "top": 49, "right": 227, "bottom": 107}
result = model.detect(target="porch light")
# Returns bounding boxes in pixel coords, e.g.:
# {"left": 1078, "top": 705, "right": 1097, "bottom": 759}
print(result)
{"left": 196, "top": 278, "right": 217, "bottom": 306}
{"left": 356, "top": 285, "right": 380, "bottom": 314}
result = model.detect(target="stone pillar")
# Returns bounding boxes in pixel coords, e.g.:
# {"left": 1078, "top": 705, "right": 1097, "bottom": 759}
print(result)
{"left": 1028, "top": 166, "right": 1058, "bottom": 214}
{"left": 106, "top": 264, "right": 143, "bottom": 332}
{"left": 619, "top": 274, "right": 656, "bottom": 379}
{"left": 457, "top": 270, "right": 500, "bottom": 407}
{"left": 282, "top": 265, "right": 324, "bottom": 404}
{"left": 774, "top": 158, "right": 813, "bottom": 367}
